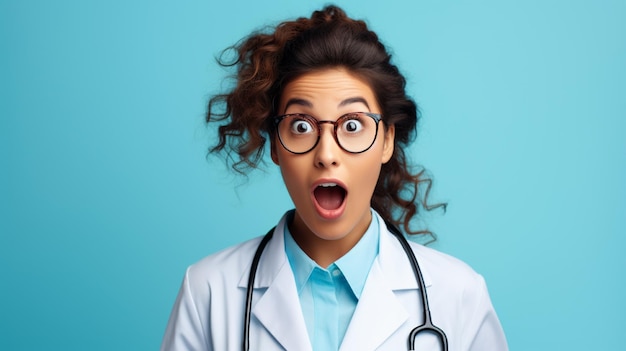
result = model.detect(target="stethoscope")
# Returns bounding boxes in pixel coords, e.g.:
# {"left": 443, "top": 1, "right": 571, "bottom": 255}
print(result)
{"left": 243, "top": 222, "right": 449, "bottom": 351}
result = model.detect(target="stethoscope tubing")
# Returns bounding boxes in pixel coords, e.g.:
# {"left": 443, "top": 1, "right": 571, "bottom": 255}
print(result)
{"left": 243, "top": 228, "right": 274, "bottom": 351}
{"left": 242, "top": 223, "right": 448, "bottom": 351}
{"left": 387, "top": 223, "right": 449, "bottom": 351}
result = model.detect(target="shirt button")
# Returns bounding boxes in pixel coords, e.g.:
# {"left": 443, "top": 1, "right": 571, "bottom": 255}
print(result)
{"left": 332, "top": 269, "right": 341, "bottom": 277}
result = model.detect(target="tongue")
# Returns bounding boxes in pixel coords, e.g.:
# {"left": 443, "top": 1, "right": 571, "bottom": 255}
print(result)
{"left": 314, "top": 186, "right": 345, "bottom": 210}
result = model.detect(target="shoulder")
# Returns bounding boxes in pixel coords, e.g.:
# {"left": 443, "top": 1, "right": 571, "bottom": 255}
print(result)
{"left": 406, "top": 243, "right": 509, "bottom": 349}
{"left": 182, "top": 214, "right": 289, "bottom": 298}
{"left": 185, "top": 236, "right": 264, "bottom": 287}
{"left": 376, "top": 212, "right": 485, "bottom": 293}
{"left": 161, "top": 236, "right": 269, "bottom": 350}
{"left": 409, "top": 240, "right": 486, "bottom": 290}
{"left": 411, "top": 241, "right": 478, "bottom": 276}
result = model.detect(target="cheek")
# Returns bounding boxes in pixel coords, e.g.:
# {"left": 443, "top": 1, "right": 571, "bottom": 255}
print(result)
{"left": 351, "top": 156, "right": 383, "bottom": 197}
{"left": 276, "top": 152, "right": 309, "bottom": 195}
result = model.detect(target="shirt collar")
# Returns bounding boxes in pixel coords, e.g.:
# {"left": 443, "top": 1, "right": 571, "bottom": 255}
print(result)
{"left": 283, "top": 209, "right": 380, "bottom": 299}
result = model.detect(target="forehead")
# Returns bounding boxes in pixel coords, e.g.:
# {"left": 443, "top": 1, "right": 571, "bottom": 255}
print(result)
{"left": 279, "top": 68, "right": 379, "bottom": 112}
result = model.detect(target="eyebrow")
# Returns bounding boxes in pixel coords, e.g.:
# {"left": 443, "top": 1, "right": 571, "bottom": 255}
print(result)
{"left": 283, "top": 96, "right": 371, "bottom": 113}
{"left": 283, "top": 98, "right": 312, "bottom": 112}
{"left": 339, "top": 97, "right": 370, "bottom": 110}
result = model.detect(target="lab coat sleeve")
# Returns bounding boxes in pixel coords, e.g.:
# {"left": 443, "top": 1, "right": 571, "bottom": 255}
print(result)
{"left": 161, "top": 268, "right": 211, "bottom": 351}
{"left": 464, "top": 275, "right": 508, "bottom": 351}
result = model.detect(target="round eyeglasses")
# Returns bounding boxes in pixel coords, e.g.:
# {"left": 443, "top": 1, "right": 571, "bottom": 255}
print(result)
{"left": 274, "top": 112, "right": 383, "bottom": 154}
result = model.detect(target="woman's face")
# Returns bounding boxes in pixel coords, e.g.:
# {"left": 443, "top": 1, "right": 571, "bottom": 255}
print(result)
{"left": 271, "top": 68, "right": 395, "bottom": 260}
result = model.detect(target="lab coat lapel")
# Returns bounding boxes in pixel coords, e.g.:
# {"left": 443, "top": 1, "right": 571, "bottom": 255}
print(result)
{"left": 339, "top": 259, "right": 408, "bottom": 350}
{"left": 339, "top": 214, "right": 432, "bottom": 350}
{"left": 241, "top": 220, "right": 312, "bottom": 351}
{"left": 374, "top": 212, "right": 431, "bottom": 291}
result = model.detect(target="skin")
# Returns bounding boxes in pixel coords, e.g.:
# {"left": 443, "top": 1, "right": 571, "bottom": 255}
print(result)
{"left": 271, "top": 67, "right": 395, "bottom": 268}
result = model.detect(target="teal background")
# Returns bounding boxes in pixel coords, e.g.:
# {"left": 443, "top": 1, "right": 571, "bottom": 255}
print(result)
{"left": 1, "top": 0, "right": 624, "bottom": 349}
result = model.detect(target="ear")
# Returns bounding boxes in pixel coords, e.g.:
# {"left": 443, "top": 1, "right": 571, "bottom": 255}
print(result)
{"left": 270, "top": 138, "right": 280, "bottom": 165}
{"left": 381, "top": 124, "right": 395, "bottom": 164}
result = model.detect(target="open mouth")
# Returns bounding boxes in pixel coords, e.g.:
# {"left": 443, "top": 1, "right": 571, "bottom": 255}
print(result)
{"left": 313, "top": 182, "right": 347, "bottom": 211}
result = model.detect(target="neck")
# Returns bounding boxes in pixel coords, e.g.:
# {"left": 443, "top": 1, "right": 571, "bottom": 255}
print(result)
{"left": 288, "top": 211, "right": 371, "bottom": 268}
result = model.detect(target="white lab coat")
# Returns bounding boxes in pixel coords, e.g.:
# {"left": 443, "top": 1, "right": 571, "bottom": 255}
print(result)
{"left": 161, "top": 211, "right": 508, "bottom": 350}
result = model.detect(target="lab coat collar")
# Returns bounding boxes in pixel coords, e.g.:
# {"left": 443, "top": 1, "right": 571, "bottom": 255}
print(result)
{"left": 339, "top": 258, "right": 408, "bottom": 350}
{"left": 236, "top": 210, "right": 433, "bottom": 351}
{"left": 236, "top": 210, "right": 433, "bottom": 289}
{"left": 375, "top": 210, "right": 433, "bottom": 290}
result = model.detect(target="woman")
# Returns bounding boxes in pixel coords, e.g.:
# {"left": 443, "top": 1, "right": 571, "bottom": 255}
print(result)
{"left": 162, "top": 5, "right": 508, "bottom": 351}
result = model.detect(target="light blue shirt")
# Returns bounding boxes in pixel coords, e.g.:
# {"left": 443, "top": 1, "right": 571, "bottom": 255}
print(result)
{"left": 284, "top": 210, "right": 380, "bottom": 351}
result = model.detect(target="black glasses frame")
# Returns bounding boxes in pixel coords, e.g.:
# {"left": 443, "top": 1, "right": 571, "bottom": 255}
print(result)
{"left": 273, "top": 112, "right": 383, "bottom": 155}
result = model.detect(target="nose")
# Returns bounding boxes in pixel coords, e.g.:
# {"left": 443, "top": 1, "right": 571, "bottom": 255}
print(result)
{"left": 313, "top": 123, "right": 340, "bottom": 168}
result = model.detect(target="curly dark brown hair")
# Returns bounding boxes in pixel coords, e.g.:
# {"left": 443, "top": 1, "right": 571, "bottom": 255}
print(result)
{"left": 207, "top": 5, "right": 444, "bottom": 237}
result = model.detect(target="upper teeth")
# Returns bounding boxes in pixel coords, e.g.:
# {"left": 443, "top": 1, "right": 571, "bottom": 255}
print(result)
{"left": 319, "top": 183, "right": 337, "bottom": 187}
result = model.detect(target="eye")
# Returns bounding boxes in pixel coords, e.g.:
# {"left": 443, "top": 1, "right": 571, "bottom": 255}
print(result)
{"left": 341, "top": 116, "right": 364, "bottom": 133}
{"left": 290, "top": 118, "right": 315, "bottom": 134}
